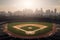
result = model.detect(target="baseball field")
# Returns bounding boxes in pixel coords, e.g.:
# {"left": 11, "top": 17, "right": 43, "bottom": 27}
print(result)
{"left": 3, "top": 22, "right": 55, "bottom": 38}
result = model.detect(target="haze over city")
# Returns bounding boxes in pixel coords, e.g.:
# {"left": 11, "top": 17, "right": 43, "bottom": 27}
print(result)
{"left": 0, "top": 0, "right": 60, "bottom": 40}
{"left": 0, "top": 0, "right": 60, "bottom": 12}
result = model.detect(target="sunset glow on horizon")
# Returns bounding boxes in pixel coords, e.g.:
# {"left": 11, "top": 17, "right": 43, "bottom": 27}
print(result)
{"left": 0, "top": 0, "right": 60, "bottom": 12}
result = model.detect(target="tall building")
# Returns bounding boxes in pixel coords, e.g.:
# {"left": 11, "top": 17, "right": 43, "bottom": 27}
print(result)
{"left": 46, "top": 9, "right": 50, "bottom": 13}
{"left": 40, "top": 8, "right": 44, "bottom": 13}
{"left": 54, "top": 8, "right": 57, "bottom": 13}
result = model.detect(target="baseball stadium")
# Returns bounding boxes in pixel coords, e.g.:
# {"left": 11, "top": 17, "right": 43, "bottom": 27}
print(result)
{"left": 3, "top": 21, "right": 56, "bottom": 39}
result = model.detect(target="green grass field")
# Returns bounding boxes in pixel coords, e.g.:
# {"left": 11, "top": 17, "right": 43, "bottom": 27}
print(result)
{"left": 20, "top": 26, "right": 40, "bottom": 31}
{"left": 7, "top": 22, "right": 53, "bottom": 36}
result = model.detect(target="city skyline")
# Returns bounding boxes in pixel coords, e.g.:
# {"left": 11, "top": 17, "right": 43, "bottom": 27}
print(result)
{"left": 0, "top": 0, "right": 60, "bottom": 12}
{"left": 0, "top": 8, "right": 59, "bottom": 13}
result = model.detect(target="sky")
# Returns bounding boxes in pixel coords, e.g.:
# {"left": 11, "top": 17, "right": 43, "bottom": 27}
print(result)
{"left": 0, "top": 0, "right": 60, "bottom": 12}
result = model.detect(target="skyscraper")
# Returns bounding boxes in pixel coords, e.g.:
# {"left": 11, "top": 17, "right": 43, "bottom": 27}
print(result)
{"left": 54, "top": 8, "right": 57, "bottom": 13}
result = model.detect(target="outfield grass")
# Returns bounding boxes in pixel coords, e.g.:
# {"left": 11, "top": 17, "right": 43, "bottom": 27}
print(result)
{"left": 7, "top": 22, "right": 53, "bottom": 36}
